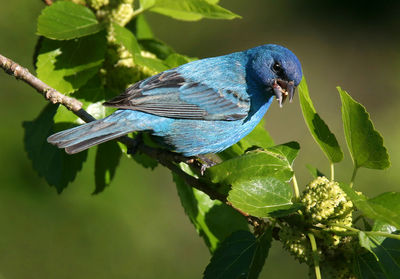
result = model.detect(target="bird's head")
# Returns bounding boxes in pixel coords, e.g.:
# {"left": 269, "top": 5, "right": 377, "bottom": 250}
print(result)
{"left": 249, "top": 44, "right": 303, "bottom": 107}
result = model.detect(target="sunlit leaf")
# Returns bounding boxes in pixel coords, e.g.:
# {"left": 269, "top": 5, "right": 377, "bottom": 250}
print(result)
{"left": 132, "top": 14, "right": 154, "bottom": 39}
{"left": 37, "top": 1, "right": 104, "bottom": 40}
{"left": 164, "top": 53, "right": 195, "bottom": 68}
{"left": 140, "top": 0, "right": 156, "bottom": 10}
{"left": 339, "top": 183, "right": 400, "bottom": 228}
{"left": 338, "top": 87, "right": 390, "bottom": 170}
{"left": 113, "top": 23, "right": 142, "bottom": 55}
{"left": 228, "top": 177, "right": 295, "bottom": 218}
{"left": 149, "top": 0, "right": 241, "bottom": 21}
{"left": 208, "top": 143, "right": 299, "bottom": 187}
{"left": 113, "top": 23, "right": 168, "bottom": 73}
{"left": 207, "top": 143, "right": 299, "bottom": 217}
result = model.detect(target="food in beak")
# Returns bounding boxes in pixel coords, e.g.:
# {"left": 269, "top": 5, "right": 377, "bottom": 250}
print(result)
{"left": 273, "top": 79, "right": 295, "bottom": 107}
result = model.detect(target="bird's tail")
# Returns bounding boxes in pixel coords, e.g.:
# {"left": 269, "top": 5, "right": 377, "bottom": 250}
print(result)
{"left": 47, "top": 113, "right": 134, "bottom": 154}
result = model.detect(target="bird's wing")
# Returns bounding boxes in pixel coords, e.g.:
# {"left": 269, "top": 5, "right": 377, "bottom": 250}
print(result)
{"left": 103, "top": 65, "right": 250, "bottom": 121}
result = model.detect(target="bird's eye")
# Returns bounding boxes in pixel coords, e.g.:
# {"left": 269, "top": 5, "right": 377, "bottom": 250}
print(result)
{"left": 272, "top": 62, "right": 282, "bottom": 74}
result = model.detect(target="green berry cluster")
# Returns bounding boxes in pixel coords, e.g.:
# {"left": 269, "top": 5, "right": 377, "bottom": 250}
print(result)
{"left": 279, "top": 224, "right": 313, "bottom": 263}
{"left": 110, "top": 1, "right": 134, "bottom": 26}
{"left": 301, "top": 176, "right": 353, "bottom": 229}
{"left": 279, "top": 176, "right": 357, "bottom": 277}
{"left": 301, "top": 176, "right": 354, "bottom": 249}
{"left": 88, "top": 0, "right": 110, "bottom": 10}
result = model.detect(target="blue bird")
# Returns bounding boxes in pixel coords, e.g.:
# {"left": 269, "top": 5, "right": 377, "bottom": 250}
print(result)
{"left": 47, "top": 44, "right": 302, "bottom": 156}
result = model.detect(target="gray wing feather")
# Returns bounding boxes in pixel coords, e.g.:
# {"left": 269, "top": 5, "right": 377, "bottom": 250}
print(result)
{"left": 103, "top": 70, "right": 249, "bottom": 121}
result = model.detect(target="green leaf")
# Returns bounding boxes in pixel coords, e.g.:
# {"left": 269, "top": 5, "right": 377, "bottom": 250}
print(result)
{"left": 203, "top": 229, "right": 272, "bottom": 279}
{"left": 218, "top": 118, "right": 274, "bottom": 160}
{"left": 136, "top": 56, "right": 169, "bottom": 73}
{"left": 339, "top": 183, "right": 400, "bottom": 228}
{"left": 140, "top": 0, "right": 156, "bottom": 10}
{"left": 174, "top": 173, "right": 249, "bottom": 252}
{"left": 94, "top": 141, "right": 122, "bottom": 194}
{"left": 355, "top": 223, "right": 400, "bottom": 278}
{"left": 113, "top": 23, "right": 142, "bottom": 55}
{"left": 112, "top": 23, "right": 168, "bottom": 74}
{"left": 207, "top": 143, "right": 299, "bottom": 217}
{"left": 208, "top": 142, "right": 299, "bottom": 187}
{"left": 37, "top": 1, "right": 104, "bottom": 40}
{"left": 126, "top": 14, "right": 154, "bottom": 39}
{"left": 367, "top": 193, "right": 400, "bottom": 228}
{"left": 306, "top": 164, "right": 325, "bottom": 178}
{"left": 355, "top": 251, "right": 386, "bottom": 279}
{"left": 338, "top": 87, "right": 390, "bottom": 170}
{"left": 247, "top": 229, "right": 272, "bottom": 279}
{"left": 138, "top": 38, "right": 175, "bottom": 59}
{"left": 131, "top": 133, "right": 159, "bottom": 169}
{"left": 164, "top": 53, "right": 196, "bottom": 68}
{"left": 73, "top": 74, "right": 111, "bottom": 103}
{"left": 228, "top": 177, "right": 295, "bottom": 218}
{"left": 36, "top": 32, "right": 107, "bottom": 94}
{"left": 149, "top": 0, "right": 241, "bottom": 21}
{"left": 298, "top": 77, "right": 343, "bottom": 163}
{"left": 23, "top": 104, "right": 88, "bottom": 192}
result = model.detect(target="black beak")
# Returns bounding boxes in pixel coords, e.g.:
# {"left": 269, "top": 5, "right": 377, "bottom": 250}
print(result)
{"left": 273, "top": 79, "right": 296, "bottom": 107}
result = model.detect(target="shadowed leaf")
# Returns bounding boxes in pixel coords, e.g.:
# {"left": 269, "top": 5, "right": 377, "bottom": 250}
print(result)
{"left": 94, "top": 141, "right": 122, "bottom": 194}
{"left": 356, "top": 221, "right": 400, "bottom": 278}
{"left": 36, "top": 32, "right": 106, "bottom": 94}
{"left": 174, "top": 172, "right": 248, "bottom": 252}
{"left": 298, "top": 77, "right": 343, "bottom": 163}
{"left": 23, "top": 104, "right": 87, "bottom": 192}
{"left": 203, "top": 229, "right": 272, "bottom": 279}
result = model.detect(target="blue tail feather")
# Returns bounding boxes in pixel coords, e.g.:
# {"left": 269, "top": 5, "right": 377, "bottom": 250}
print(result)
{"left": 47, "top": 117, "right": 132, "bottom": 154}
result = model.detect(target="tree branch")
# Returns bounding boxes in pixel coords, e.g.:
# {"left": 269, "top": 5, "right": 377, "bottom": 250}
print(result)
{"left": 0, "top": 53, "right": 264, "bottom": 228}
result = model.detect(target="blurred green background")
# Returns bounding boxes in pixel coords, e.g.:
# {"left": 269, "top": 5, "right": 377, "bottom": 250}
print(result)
{"left": 0, "top": 1, "right": 399, "bottom": 278}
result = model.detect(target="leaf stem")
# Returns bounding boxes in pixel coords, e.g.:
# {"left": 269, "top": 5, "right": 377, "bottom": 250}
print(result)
{"left": 292, "top": 174, "right": 300, "bottom": 199}
{"left": 330, "top": 163, "right": 335, "bottom": 180}
{"left": 327, "top": 223, "right": 400, "bottom": 241}
{"left": 307, "top": 233, "right": 321, "bottom": 279}
{"left": 131, "top": 7, "right": 145, "bottom": 18}
{"left": 350, "top": 167, "right": 358, "bottom": 188}
{"left": 366, "top": 230, "right": 400, "bottom": 240}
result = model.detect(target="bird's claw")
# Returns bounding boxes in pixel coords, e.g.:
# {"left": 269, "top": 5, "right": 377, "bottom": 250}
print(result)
{"left": 197, "top": 155, "right": 218, "bottom": 175}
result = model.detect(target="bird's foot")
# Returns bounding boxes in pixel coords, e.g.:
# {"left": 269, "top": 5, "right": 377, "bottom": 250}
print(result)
{"left": 127, "top": 133, "right": 143, "bottom": 155}
{"left": 197, "top": 155, "right": 218, "bottom": 175}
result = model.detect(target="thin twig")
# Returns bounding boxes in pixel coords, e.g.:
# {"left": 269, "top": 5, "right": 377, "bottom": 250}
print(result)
{"left": 0, "top": 54, "right": 83, "bottom": 112}
{"left": 0, "top": 53, "right": 264, "bottom": 228}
